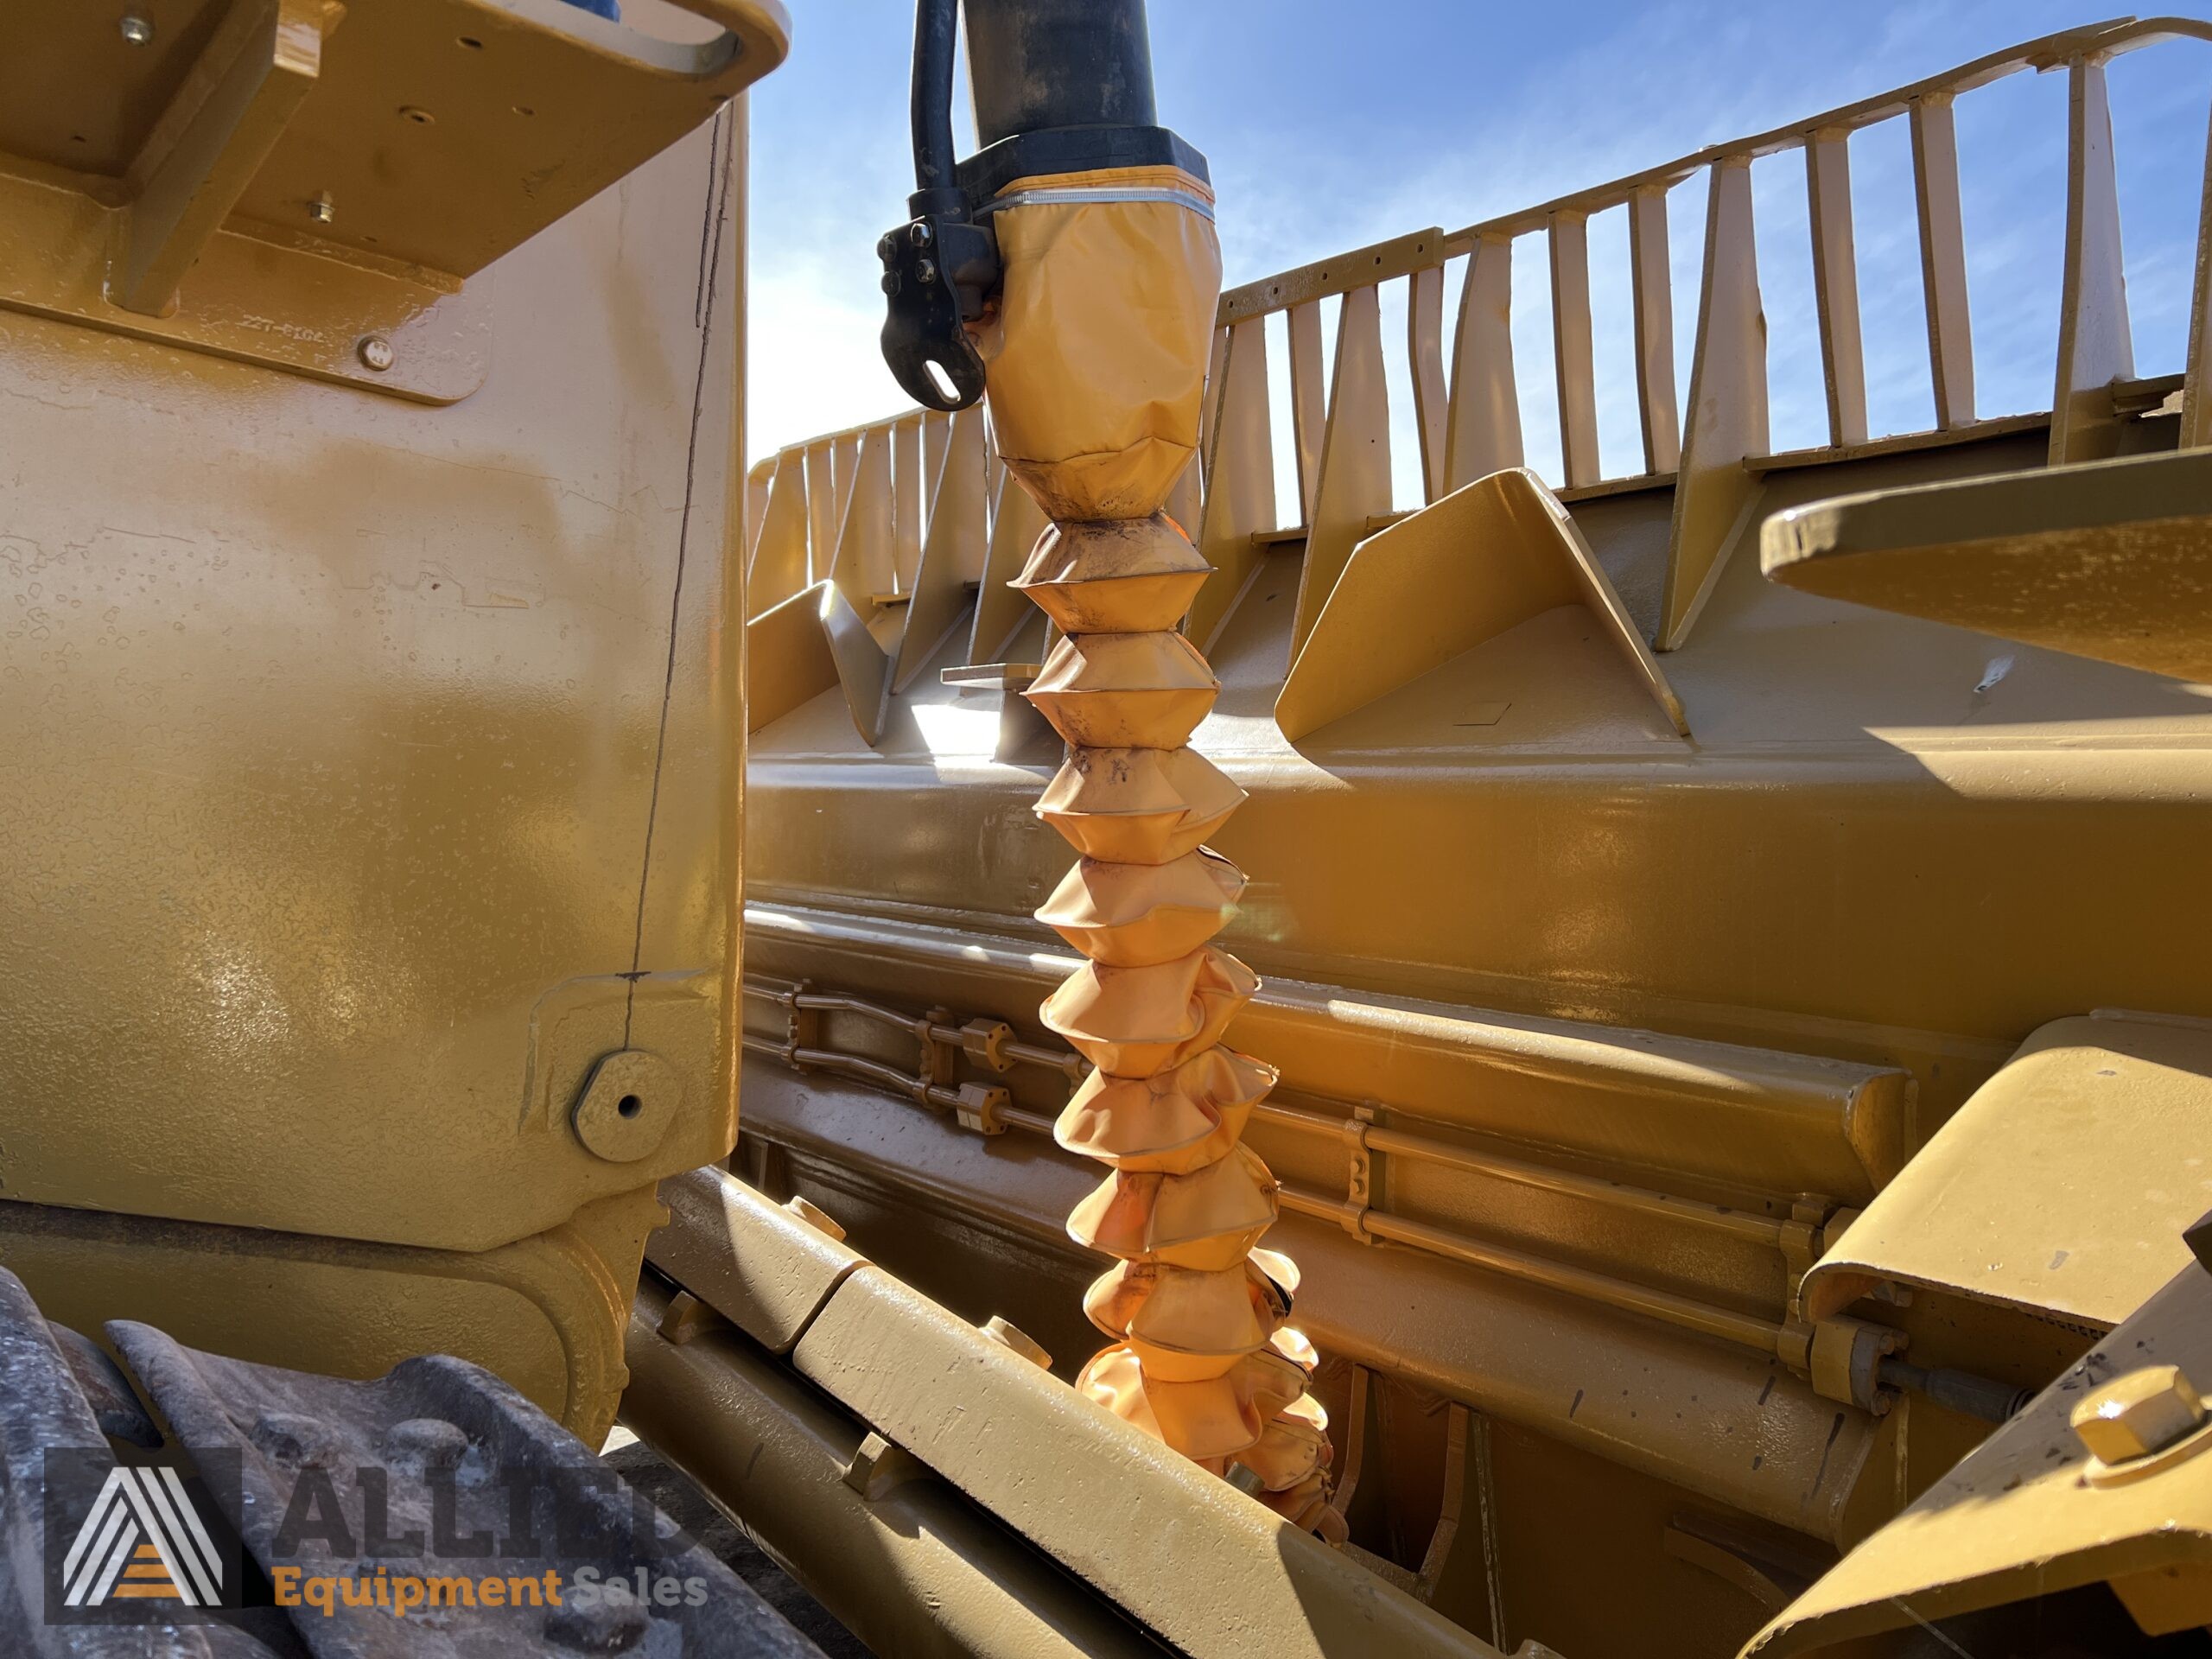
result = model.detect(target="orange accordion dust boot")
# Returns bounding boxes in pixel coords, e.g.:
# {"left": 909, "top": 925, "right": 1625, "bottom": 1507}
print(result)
{"left": 976, "top": 163, "right": 1340, "bottom": 1536}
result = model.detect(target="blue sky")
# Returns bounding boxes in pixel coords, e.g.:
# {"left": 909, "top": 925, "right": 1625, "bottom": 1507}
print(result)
{"left": 745, "top": 3, "right": 2212, "bottom": 505}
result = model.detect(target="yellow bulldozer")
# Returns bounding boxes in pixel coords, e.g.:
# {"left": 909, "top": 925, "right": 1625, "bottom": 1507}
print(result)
{"left": 2, "top": 2, "right": 2210, "bottom": 1655}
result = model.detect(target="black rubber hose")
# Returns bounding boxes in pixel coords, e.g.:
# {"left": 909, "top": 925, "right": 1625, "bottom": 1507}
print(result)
{"left": 910, "top": 0, "right": 960, "bottom": 196}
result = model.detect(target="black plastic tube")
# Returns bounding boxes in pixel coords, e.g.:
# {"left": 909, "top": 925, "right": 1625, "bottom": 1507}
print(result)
{"left": 911, "top": 0, "right": 960, "bottom": 195}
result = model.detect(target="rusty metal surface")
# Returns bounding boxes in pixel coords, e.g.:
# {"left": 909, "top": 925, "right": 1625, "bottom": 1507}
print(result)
{"left": 0, "top": 1266, "right": 821, "bottom": 1656}
{"left": 0, "top": 1273, "right": 202, "bottom": 1656}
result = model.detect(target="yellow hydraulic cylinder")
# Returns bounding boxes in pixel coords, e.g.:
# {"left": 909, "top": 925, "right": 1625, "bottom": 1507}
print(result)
{"left": 979, "top": 162, "right": 1340, "bottom": 1535}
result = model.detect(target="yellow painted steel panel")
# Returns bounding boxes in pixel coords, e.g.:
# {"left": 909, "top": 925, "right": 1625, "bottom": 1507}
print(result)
{"left": 1806, "top": 1012, "right": 2212, "bottom": 1330}
{"left": 0, "top": 113, "right": 745, "bottom": 1257}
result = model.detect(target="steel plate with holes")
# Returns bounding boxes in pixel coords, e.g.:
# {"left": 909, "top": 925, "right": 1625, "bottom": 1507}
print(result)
{"left": 0, "top": 0, "right": 789, "bottom": 399}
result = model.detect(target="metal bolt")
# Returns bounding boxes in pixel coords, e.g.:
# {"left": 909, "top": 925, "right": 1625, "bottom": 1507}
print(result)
{"left": 781, "top": 1194, "right": 846, "bottom": 1241}
{"left": 876, "top": 232, "right": 896, "bottom": 261}
{"left": 1225, "top": 1463, "right": 1268, "bottom": 1497}
{"left": 909, "top": 219, "right": 933, "bottom": 248}
{"left": 915, "top": 257, "right": 938, "bottom": 284}
{"left": 880, "top": 271, "right": 899, "bottom": 296}
{"left": 118, "top": 12, "right": 154, "bottom": 45}
{"left": 308, "top": 193, "right": 336, "bottom": 226}
{"left": 842, "top": 1431, "right": 925, "bottom": 1502}
{"left": 658, "top": 1290, "right": 717, "bottom": 1346}
{"left": 381, "top": 1417, "right": 471, "bottom": 1476}
{"left": 249, "top": 1410, "right": 343, "bottom": 1470}
{"left": 2070, "top": 1363, "right": 2206, "bottom": 1465}
{"left": 980, "top": 1315, "right": 1052, "bottom": 1370}
{"left": 356, "top": 334, "right": 394, "bottom": 372}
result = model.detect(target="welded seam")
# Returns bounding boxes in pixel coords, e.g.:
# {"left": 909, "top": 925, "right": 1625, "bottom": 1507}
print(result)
{"left": 693, "top": 110, "right": 721, "bottom": 327}
{"left": 627, "top": 105, "right": 735, "bottom": 1047}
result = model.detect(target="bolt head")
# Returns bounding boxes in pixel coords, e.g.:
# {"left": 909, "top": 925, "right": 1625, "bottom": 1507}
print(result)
{"left": 2071, "top": 1363, "right": 2206, "bottom": 1464}
{"left": 915, "top": 257, "right": 938, "bottom": 284}
{"left": 118, "top": 12, "right": 154, "bottom": 45}
{"left": 782, "top": 1195, "right": 846, "bottom": 1241}
{"left": 1225, "top": 1463, "right": 1268, "bottom": 1497}
{"left": 980, "top": 1315, "right": 1052, "bottom": 1370}
{"left": 356, "top": 334, "right": 395, "bottom": 372}
{"left": 876, "top": 232, "right": 896, "bottom": 262}
{"left": 909, "top": 219, "right": 933, "bottom": 248}
{"left": 880, "top": 270, "right": 899, "bottom": 296}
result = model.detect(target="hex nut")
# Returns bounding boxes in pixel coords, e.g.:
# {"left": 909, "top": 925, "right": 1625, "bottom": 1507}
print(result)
{"left": 842, "top": 1430, "right": 925, "bottom": 1502}
{"left": 571, "top": 1049, "right": 683, "bottom": 1163}
{"left": 657, "top": 1290, "right": 715, "bottom": 1347}
{"left": 2070, "top": 1363, "right": 2207, "bottom": 1465}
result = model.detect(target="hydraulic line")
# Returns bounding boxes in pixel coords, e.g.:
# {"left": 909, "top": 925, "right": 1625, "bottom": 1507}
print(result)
{"left": 907, "top": 0, "right": 959, "bottom": 196}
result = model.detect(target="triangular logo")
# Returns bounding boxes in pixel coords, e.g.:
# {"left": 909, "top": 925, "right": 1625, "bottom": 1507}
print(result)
{"left": 60, "top": 1465, "right": 224, "bottom": 1608}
